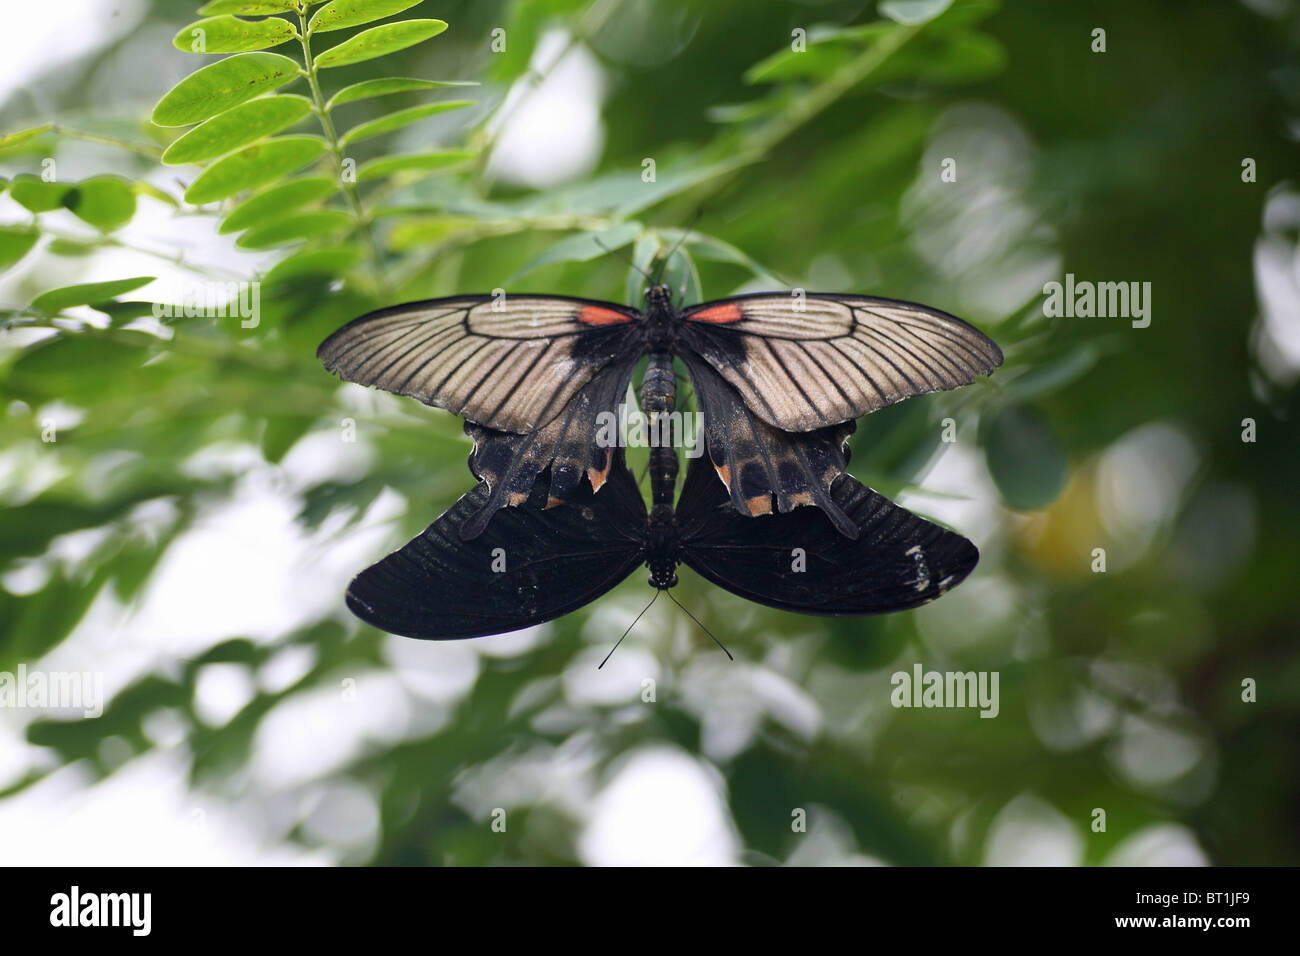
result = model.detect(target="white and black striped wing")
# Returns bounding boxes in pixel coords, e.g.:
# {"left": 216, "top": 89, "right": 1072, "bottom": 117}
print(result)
{"left": 318, "top": 295, "right": 641, "bottom": 433}
{"left": 679, "top": 293, "right": 1003, "bottom": 432}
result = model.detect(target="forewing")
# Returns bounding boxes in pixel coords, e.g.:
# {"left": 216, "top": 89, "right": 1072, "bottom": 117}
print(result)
{"left": 680, "top": 293, "right": 1003, "bottom": 432}
{"left": 676, "top": 455, "right": 978, "bottom": 615}
{"left": 318, "top": 295, "right": 640, "bottom": 432}
{"left": 346, "top": 457, "right": 647, "bottom": 639}
{"left": 683, "top": 355, "right": 859, "bottom": 539}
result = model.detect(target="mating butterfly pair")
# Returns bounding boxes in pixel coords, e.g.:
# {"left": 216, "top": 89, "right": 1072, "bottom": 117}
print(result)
{"left": 318, "top": 283, "right": 1002, "bottom": 641}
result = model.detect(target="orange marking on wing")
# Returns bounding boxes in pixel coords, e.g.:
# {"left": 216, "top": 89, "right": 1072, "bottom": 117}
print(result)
{"left": 789, "top": 492, "right": 814, "bottom": 506}
{"left": 507, "top": 491, "right": 529, "bottom": 507}
{"left": 745, "top": 494, "right": 773, "bottom": 516}
{"left": 546, "top": 496, "right": 565, "bottom": 509}
{"left": 713, "top": 463, "right": 732, "bottom": 490}
{"left": 577, "top": 305, "right": 632, "bottom": 326}
{"left": 690, "top": 303, "right": 744, "bottom": 325}
{"left": 587, "top": 449, "right": 612, "bottom": 492}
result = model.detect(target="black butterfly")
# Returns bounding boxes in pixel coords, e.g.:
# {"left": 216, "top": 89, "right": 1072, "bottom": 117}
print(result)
{"left": 344, "top": 446, "right": 978, "bottom": 643}
{"left": 318, "top": 286, "right": 1002, "bottom": 540}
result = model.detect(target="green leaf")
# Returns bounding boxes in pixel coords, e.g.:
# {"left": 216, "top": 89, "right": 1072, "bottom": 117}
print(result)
{"left": 262, "top": 416, "right": 314, "bottom": 463}
{"left": 235, "top": 209, "right": 352, "bottom": 248}
{"left": 263, "top": 246, "right": 362, "bottom": 284}
{"left": 356, "top": 149, "right": 474, "bottom": 181}
{"left": 310, "top": 0, "right": 426, "bottom": 34}
{"left": 0, "top": 124, "right": 52, "bottom": 152}
{"left": 314, "top": 20, "right": 448, "bottom": 69}
{"left": 47, "top": 238, "right": 97, "bottom": 257}
{"left": 62, "top": 175, "right": 138, "bottom": 232}
{"left": 0, "top": 226, "right": 39, "bottom": 273}
{"left": 1001, "top": 346, "right": 1100, "bottom": 403}
{"left": 220, "top": 176, "right": 335, "bottom": 233}
{"left": 880, "top": 0, "right": 955, "bottom": 25}
{"left": 385, "top": 214, "right": 476, "bottom": 250}
{"left": 92, "top": 300, "right": 161, "bottom": 325}
{"left": 173, "top": 15, "right": 297, "bottom": 54}
{"left": 8, "top": 175, "right": 72, "bottom": 212}
{"left": 706, "top": 90, "right": 795, "bottom": 124}
{"left": 745, "top": 26, "right": 892, "bottom": 84}
{"left": 162, "top": 94, "right": 313, "bottom": 165}
{"left": 184, "top": 135, "right": 327, "bottom": 204}
{"left": 339, "top": 101, "right": 473, "bottom": 146}
{"left": 325, "top": 77, "right": 476, "bottom": 110}
{"left": 624, "top": 233, "right": 661, "bottom": 305}
{"left": 661, "top": 229, "right": 782, "bottom": 283}
{"left": 656, "top": 246, "right": 701, "bottom": 307}
{"left": 31, "top": 277, "right": 155, "bottom": 313}
{"left": 151, "top": 52, "right": 302, "bottom": 127}
{"left": 197, "top": 1, "right": 298, "bottom": 14}
{"left": 982, "top": 405, "right": 1068, "bottom": 510}
{"left": 511, "top": 222, "right": 642, "bottom": 283}
{"left": 134, "top": 182, "right": 181, "bottom": 208}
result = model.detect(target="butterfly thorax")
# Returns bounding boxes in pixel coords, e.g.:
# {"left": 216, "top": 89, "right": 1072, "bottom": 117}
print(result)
{"left": 641, "top": 284, "right": 679, "bottom": 350}
{"left": 642, "top": 352, "right": 679, "bottom": 505}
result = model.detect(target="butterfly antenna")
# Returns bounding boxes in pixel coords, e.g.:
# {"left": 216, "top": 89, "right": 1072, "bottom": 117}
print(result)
{"left": 599, "top": 590, "right": 660, "bottom": 669}
{"left": 665, "top": 588, "right": 733, "bottom": 661}
{"left": 594, "top": 236, "right": 651, "bottom": 282}
{"left": 662, "top": 210, "right": 702, "bottom": 265}
{"left": 662, "top": 210, "right": 703, "bottom": 301}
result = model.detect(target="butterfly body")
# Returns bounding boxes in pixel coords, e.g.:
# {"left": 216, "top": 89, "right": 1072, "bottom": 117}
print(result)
{"left": 633, "top": 283, "right": 679, "bottom": 352}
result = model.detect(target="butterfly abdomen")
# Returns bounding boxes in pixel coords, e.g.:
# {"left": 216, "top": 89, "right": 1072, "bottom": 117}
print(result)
{"left": 642, "top": 351, "right": 679, "bottom": 508}
{"left": 640, "top": 352, "right": 676, "bottom": 416}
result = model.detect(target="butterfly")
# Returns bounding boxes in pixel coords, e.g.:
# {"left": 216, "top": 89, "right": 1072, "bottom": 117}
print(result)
{"left": 343, "top": 448, "right": 980, "bottom": 644}
{"left": 318, "top": 285, "right": 1003, "bottom": 541}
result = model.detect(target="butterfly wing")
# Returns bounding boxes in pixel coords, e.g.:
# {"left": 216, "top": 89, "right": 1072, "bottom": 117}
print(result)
{"left": 679, "top": 293, "right": 1003, "bottom": 432}
{"left": 318, "top": 294, "right": 640, "bottom": 432}
{"left": 345, "top": 455, "right": 648, "bottom": 639}
{"left": 682, "top": 354, "right": 860, "bottom": 540}
{"left": 460, "top": 355, "right": 639, "bottom": 539}
{"left": 675, "top": 454, "right": 978, "bottom": 615}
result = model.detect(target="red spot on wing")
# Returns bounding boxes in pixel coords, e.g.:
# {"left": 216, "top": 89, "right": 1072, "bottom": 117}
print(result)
{"left": 577, "top": 305, "right": 632, "bottom": 326}
{"left": 689, "top": 303, "right": 744, "bottom": 325}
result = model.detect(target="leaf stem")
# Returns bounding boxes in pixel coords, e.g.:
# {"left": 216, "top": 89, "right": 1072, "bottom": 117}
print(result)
{"left": 295, "top": 1, "right": 390, "bottom": 296}
{"left": 40, "top": 226, "right": 248, "bottom": 281}
{"left": 472, "top": 0, "right": 620, "bottom": 189}
{"left": 389, "top": 213, "right": 616, "bottom": 289}
{"left": 50, "top": 125, "right": 164, "bottom": 160}
{"left": 647, "top": 23, "right": 925, "bottom": 215}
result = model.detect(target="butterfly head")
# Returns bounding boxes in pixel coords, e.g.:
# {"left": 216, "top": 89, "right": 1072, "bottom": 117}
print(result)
{"left": 644, "top": 283, "right": 673, "bottom": 309}
{"left": 648, "top": 561, "right": 679, "bottom": 590}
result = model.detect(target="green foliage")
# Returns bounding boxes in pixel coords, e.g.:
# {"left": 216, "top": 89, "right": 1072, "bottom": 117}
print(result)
{"left": 30, "top": 277, "right": 155, "bottom": 313}
{"left": 339, "top": 101, "right": 474, "bottom": 147}
{"left": 172, "top": 15, "right": 299, "bottom": 53}
{"left": 309, "top": 0, "right": 428, "bottom": 34}
{"left": 162, "top": 95, "right": 314, "bottom": 165}
{"left": 0, "top": 225, "right": 38, "bottom": 270}
{"left": 218, "top": 176, "right": 336, "bottom": 233}
{"left": 184, "top": 135, "right": 328, "bottom": 203}
{"left": 312, "top": 20, "right": 448, "bottom": 69}
{"left": 1, "top": 0, "right": 1297, "bottom": 868}
{"left": 152, "top": 52, "right": 303, "bottom": 126}
{"left": 326, "top": 77, "right": 476, "bottom": 110}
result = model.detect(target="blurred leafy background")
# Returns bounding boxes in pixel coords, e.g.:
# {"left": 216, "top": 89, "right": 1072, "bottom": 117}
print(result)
{"left": 0, "top": 0, "right": 1297, "bottom": 865}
